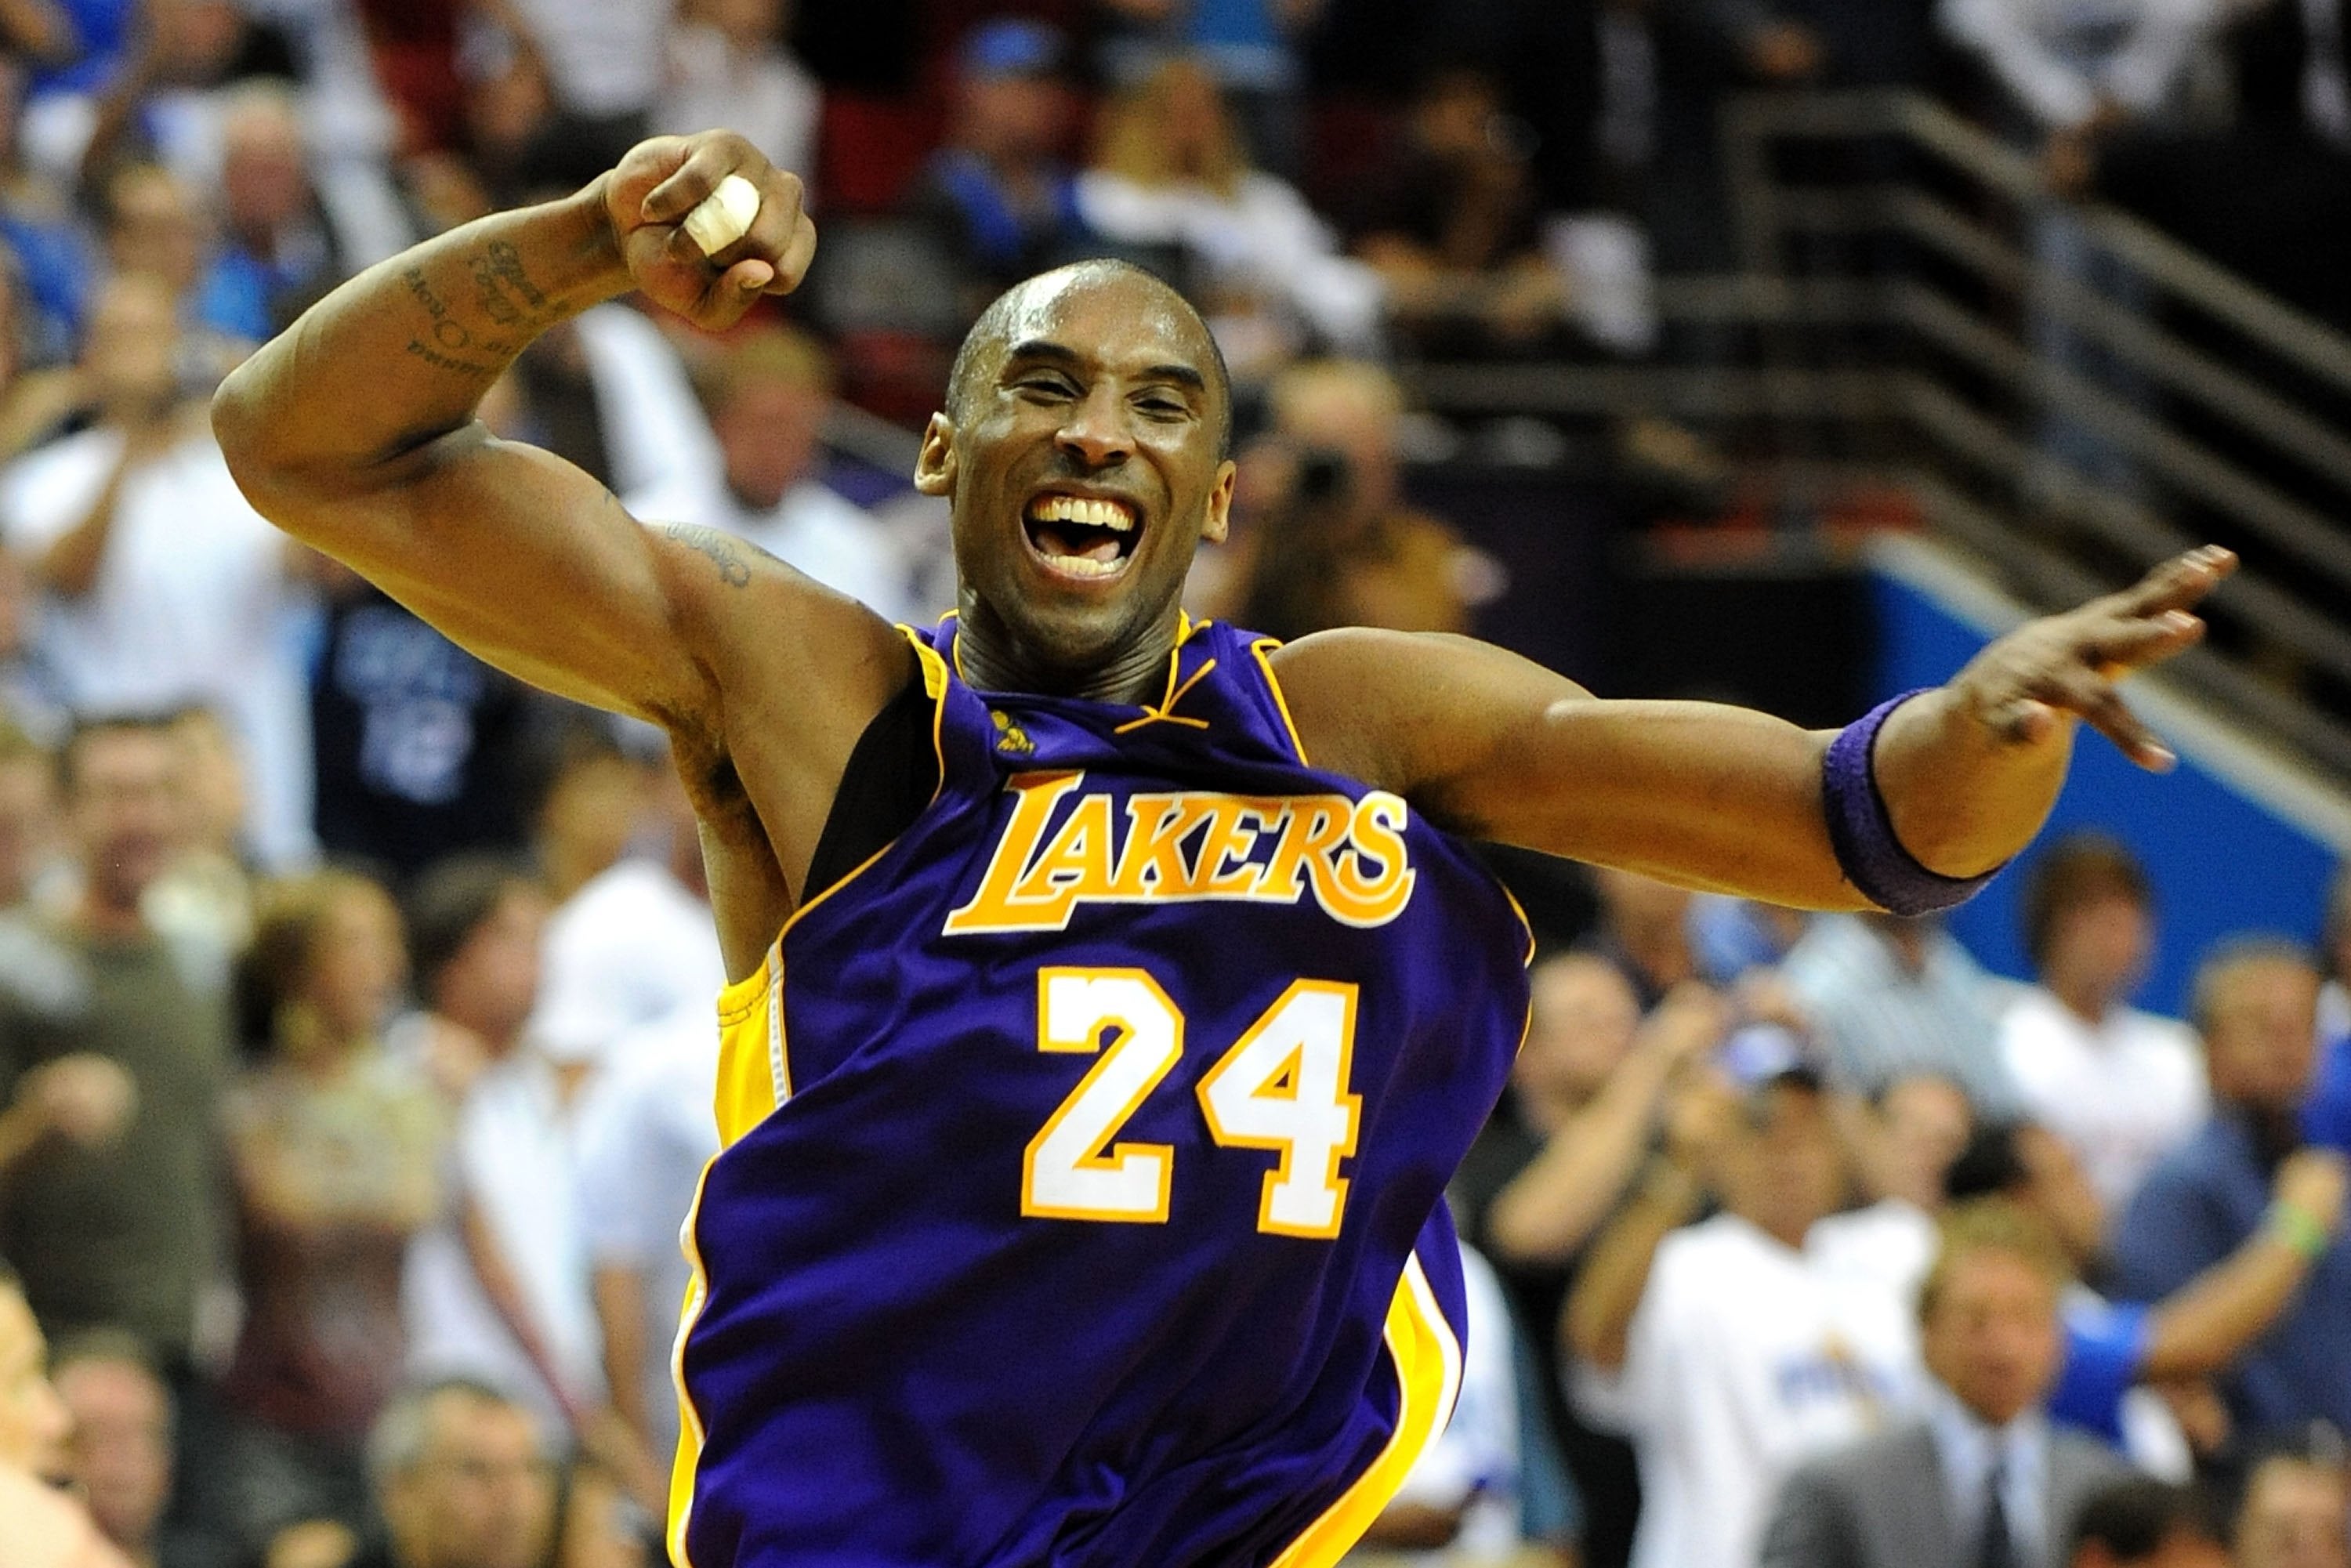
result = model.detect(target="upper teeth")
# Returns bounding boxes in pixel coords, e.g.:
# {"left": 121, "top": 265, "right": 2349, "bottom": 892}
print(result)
{"left": 1031, "top": 496, "right": 1135, "bottom": 532}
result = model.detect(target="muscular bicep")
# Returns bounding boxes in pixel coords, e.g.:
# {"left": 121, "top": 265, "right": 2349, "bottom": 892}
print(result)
{"left": 1271, "top": 628, "right": 1868, "bottom": 908}
{"left": 273, "top": 422, "right": 719, "bottom": 726}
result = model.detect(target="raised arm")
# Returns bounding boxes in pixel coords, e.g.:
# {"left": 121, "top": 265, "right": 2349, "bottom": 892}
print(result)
{"left": 209, "top": 131, "right": 885, "bottom": 735}
{"left": 1273, "top": 548, "right": 2233, "bottom": 910}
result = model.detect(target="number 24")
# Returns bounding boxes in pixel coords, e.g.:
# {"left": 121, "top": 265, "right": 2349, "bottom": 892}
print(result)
{"left": 1023, "top": 969, "right": 1362, "bottom": 1239}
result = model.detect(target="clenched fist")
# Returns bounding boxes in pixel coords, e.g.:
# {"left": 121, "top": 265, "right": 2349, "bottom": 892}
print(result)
{"left": 601, "top": 132, "right": 818, "bottom": 332}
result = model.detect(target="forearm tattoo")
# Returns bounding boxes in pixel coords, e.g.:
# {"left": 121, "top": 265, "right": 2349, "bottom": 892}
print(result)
{"left": 400, "top": 241, "right": 565, "bottom": 379}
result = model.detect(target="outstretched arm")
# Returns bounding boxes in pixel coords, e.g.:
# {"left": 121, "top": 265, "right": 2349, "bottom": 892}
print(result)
{"left": 1273, "top": 549, "right": 2233, "bottom": 909}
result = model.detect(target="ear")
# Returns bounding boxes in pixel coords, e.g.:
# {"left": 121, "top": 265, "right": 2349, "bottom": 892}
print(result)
{"left": 1199, "top": 458, "right": 1237, "bottom": 546}
{"left": 913, "top": 413, "right": 956, "bottom": 497}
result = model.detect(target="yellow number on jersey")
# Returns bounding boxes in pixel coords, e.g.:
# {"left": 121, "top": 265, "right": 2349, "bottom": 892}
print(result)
{"left": 1197, "top": 981, "right": 1362, "bottom": 1238}
{"left": 1022, "top": 969, "right": 1184, "bottom": 1222}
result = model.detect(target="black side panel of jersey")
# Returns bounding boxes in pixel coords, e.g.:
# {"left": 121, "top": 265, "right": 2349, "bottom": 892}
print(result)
{"left": 805, "top": 672, "right": 940, "bottom": 899}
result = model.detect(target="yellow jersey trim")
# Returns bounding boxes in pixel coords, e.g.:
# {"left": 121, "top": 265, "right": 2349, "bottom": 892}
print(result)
{"left": 1267, "top": 1253, "right": 1465, "bottom": 1568}
{"left": 669, "top": 625, "right": 955, "bottom": 1556}
{"left": 1249, "top": 638, "right": 1312, "bottom": 767}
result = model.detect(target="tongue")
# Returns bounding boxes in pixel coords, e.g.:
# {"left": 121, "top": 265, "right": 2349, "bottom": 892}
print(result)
{"left": 1033, "top": 524, "right": 1122, "bottom": 566}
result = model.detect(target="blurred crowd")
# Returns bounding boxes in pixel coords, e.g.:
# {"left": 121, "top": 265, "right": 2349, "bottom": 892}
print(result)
{"left": 0, "top": 0, "right": 2347, "bottom": 1566}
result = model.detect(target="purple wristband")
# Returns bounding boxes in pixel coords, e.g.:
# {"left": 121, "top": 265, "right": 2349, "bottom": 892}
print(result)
{"left": 1821, "top": 690, "right": 2002, "bottom": 917}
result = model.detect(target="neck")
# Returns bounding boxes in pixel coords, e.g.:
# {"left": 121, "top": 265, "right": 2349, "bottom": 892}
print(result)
{"left": 953, "top": 596, "right": 1181, "bottom": 707}
{"left": 2048, "top": 970, "right": 2113, "bottom": 1026}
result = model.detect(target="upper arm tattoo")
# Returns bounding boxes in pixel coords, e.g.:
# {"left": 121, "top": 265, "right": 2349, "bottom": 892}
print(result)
{"left": 655, "top": 522, "right": 755, "bottom": 588}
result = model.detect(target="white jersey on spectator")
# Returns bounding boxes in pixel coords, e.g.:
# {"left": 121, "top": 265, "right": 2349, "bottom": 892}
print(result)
{"left": 505, "top": 0, "right": 675, "bottom": 118}
{"left": 574, "top": 1005, "right": 720, "bottom": 1463}
{"left": 1998, "top": 987, "right": 2207, "bottom": 1213}
{"left": 1781, "top": 914, "right": 2020, "bottom": 1116}
{"left": 527, "top": 855, "right": 725, "bottom": 1073}
{"left": 1575, "top": 1212, "right": 1924, "bottom": 1568}
{"left": 1, "top": 426, "right": 315, "bottom": 867}
{"left": 400, "top": 1037, "right": 603, "bottom": 1429}
{"left": 1381, "top": 1241, "right": 1538, "bottom": 1562}
{"left": 658, "top": 26, "right": 820, "bottom": 180}
{"left": 571, "top": 303, "right": 726, "bottom": 504}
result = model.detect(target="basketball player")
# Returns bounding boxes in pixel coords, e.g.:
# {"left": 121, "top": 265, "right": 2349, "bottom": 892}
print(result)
{"left": 212, "top": 132, "right": 2231, "bottom": 1565}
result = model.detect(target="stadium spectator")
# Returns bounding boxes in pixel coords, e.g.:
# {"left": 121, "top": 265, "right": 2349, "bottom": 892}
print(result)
{"left": 92, "top": 162, "right": 257, "bottom": 385}
{"left": 1759, "top": 1200, "right": 2137, "bottom": 1568}
{"left": 2233, "top": 1444, "right": 2351, "bottom": 1568}
{"left": 396, "top": 858, "right": 602, "bottom": 1436}
{"left": 1230, "top": 357, "right": 1502, "bottom": 641}
{"left": 524, "top": 718, "right": 646, "bottom": 909}
{"left": 1582, "top": 867, "right": 1701, "bottom": 1010}
{"left": 0, "top": 273, "right": 315, "bottom": 866}
{"left": 2001, "top": 835, "right": 2207, "bottom": 1215}
{"left": 1357, "top": 1240, "right": 1580, "bottom": 1563}
{"left": 0, "top": 715, "right": 231, "bottom": 1383}
{"left": 499, "top": 296, "right": 723, "bottom": 515}
{"left": 1075, "top": 56, "right": 1385, "bottom": 380}
{"left": 529, "top": 756, "right": 722, "bottom": 1083}
{"left": 1567, "top": 1060, "right": 1922, "bottom": 1568}
{"left": 1, "top": 249, "right": 87, "bottom": 467}
{"left": 625, "top": 324, "right": 919, "bottom": 622}
{"left": 218, "top": 871, "right": 444, "bottom": 1549}
{"left": 498, "top": 0, "right": 676, "bottom": 163}
{"left": 574, "top": 1005, "right": 713, "bottom": 1508}
{"left": 1454, "top": 965, "right": 1726, "bottom": 1568}
{"left": 902, "top": 20, "right": 1097, "bottom": 328}
{"left": 2113, "top": 941, "right": 2351, "bottom": 1443}
{"left": 656, "top": 0, "right": 819, "bottom": 179}
{"left": 355, "top": 1378, "right": 560, "bottom": 1568}
{"left": 2069, "top": 1479, "right": 2230, "bottom": 1567}
{"left": 1090, "top": 0, "right": 1324, "bottom": 177}
{"left": 309, "top": 563, "right": 543, "bottom": 887}
{"left": 2, "top": 55, "right": 96, "bottom": 367}
{"left": 0, "top": 1262, "right": 132, "bottom": 1568}
{"left": 1337, "top": 66, "right": 1578, "bottom": 354}
{"left": 0, "top": 715, "right": 60, "bottom": 910}
{"left": 139, "top": 704, "right": 256, "bottom": 955}
{"left": 53, "top": 1333, "right": 237, "bottom": 1568}
{"left": 1782, "top": 910, "right": 2021, "bottom": 1114}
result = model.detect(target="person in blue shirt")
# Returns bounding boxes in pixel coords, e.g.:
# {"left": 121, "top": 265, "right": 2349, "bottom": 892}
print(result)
{"left": 2112, "top": 940, "right": 2351, "bottom": 1444}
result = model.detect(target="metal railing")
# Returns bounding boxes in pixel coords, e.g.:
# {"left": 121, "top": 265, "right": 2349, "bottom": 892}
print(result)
{"left": 1414, "top": 89, "right": 2351, "bottom": 776}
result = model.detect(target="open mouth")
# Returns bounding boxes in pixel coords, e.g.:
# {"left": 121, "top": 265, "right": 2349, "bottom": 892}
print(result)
{"left": 1023, "top": 494, "right": 1140, "bottom": 581}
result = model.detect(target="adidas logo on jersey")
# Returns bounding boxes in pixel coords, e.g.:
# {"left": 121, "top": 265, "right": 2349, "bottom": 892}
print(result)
{"left": 944, "top": 770, "right": 1418, "bottom": 935}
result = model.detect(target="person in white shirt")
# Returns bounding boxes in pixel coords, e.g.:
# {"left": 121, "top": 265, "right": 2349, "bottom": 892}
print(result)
{"left": 527, "top": 749, "right": 725, "bottom": 1082}
{"left": 574, "top": 1005, "right": 719, "bottom": 1487}
{"left": 657, "top": 0, "right": 820, "bottom": 179}
{"left": 0, "top": 274, "right": 314, "bottom": 867}
{"left": 2318, "top": 863, "right": 2349, "bottom": 1048}
{"left": 626, "top": 324, "right": 918, "bottom": 624}
{"left": 1567, "top": 1063, "right": 1924, "bottom": 1568}
{"left": 397, "top": 857, "right": 603, "bottom": 1436}
{"left": 1999, "top": 835, "right": 2206, "bottom": 1217}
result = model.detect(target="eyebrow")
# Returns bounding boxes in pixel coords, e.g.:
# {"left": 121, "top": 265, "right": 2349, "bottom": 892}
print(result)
{"left": 1002, "top": 341, "right": 1208, "bottom": 395}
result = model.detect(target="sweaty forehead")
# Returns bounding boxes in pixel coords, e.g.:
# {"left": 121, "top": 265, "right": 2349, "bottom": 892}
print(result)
{"left": 995, "top": 269, "right": 1219, "bottom": 379}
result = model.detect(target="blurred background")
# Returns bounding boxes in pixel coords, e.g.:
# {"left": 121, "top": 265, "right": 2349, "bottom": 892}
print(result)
{"left": 1, "top": 0, "right": 2349, "bottom": 1565}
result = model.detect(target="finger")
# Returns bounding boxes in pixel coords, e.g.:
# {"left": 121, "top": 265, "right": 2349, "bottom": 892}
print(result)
{"left": 725, "top": 170, "right": 805, "bottom": 269}
{"left": 2086, "top": 607, "right": 2204, "bottom": 672}
{"left": 2051, "top": 668, "right": 2176, "bottom": 770}
{"left": 2111, "top": 545, "right": 2237, "bottom": 618}
{"left": 642, "top": 135, "right": 762, "bottom": 225}
{"left": 686, "top": 261, "right": 774, "bottom": 331}
{"left": 766, "top": 211, "right": 818, "bottom": 295}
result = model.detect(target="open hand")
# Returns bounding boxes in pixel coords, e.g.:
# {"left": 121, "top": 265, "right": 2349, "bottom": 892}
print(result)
{"left": 1947, "top": 545, "right": 2235, "bottom": 771}
{"left": 603, "top": 132, "right": 817, "bottom": 332}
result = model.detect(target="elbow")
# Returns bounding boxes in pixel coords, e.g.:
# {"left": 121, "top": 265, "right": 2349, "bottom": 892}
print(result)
{"left": 210, "top": 357, "right": 285, "bottom": 489}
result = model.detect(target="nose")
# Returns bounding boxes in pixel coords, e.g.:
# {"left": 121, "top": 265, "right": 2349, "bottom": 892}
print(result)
{"left": 1055, "top": 384, "right": 1136, "bottom": 469}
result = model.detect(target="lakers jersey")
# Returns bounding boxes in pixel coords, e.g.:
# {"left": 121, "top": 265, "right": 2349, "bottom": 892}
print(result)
{"left": 672, "top": 617, "right": 1533, "bottom": 1566}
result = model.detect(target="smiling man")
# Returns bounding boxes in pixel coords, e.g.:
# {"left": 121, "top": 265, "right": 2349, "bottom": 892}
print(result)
{"left": 212, "top": 131, "right": 2231, "bottom": 1567}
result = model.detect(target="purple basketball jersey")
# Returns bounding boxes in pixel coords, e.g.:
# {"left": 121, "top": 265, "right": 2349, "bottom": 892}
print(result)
{"left": 671, "top": 617, "right": 1532, "bottom": 1566}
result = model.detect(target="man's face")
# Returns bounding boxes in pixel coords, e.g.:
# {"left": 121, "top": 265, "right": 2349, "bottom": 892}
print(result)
{"left": 716, "top": 377, "right": 826, "bottom": 512}
{"left": 1516, "top": 954, "right": 1642, "bottom": 1109}
{"left": 1720, "top": 1081, "right": 1844, "bottom": 1244}
{"left": 83, "top": 281, "right": 182, "bottom": 419}
{"left": 222, "top": 113, "right": 309, "bottom": 237}
{"left": 56, "top": 1358, "right": 172, "bottom": 1551}
{"left": 68, "top": 727, "right": 183, "bottom": 911}
{"left": 2045, "top": 893, "right": 2153, "bottom": 1005}
{"left": 2204, "top": 958, "right": 2322, "bottom": 1114}
{"left": 962, "top": 74, "right": 1067, "bottom": 160}
{"left": 1921, "top": 1248, "right": 2065, "bottom": 1428}
{"left": 2237, "top": 1459, "right": 2351, "bottom": 1568}
{"left": 0, "top": 1289, "right": 70, "bottom": 1482}
{"left": 435, "top": 888, "right": 547, "bottom": 1047}
{"left": 922, "top": 270, "right": 1235, "bottom": 675}
{"left": 383, "top": 1394, "right": 556, "bottom": 1568}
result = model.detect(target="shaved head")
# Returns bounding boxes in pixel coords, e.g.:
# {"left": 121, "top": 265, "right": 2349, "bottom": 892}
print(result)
{"left": 947, "top": 261, "right": 1234, "bottom": 458}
